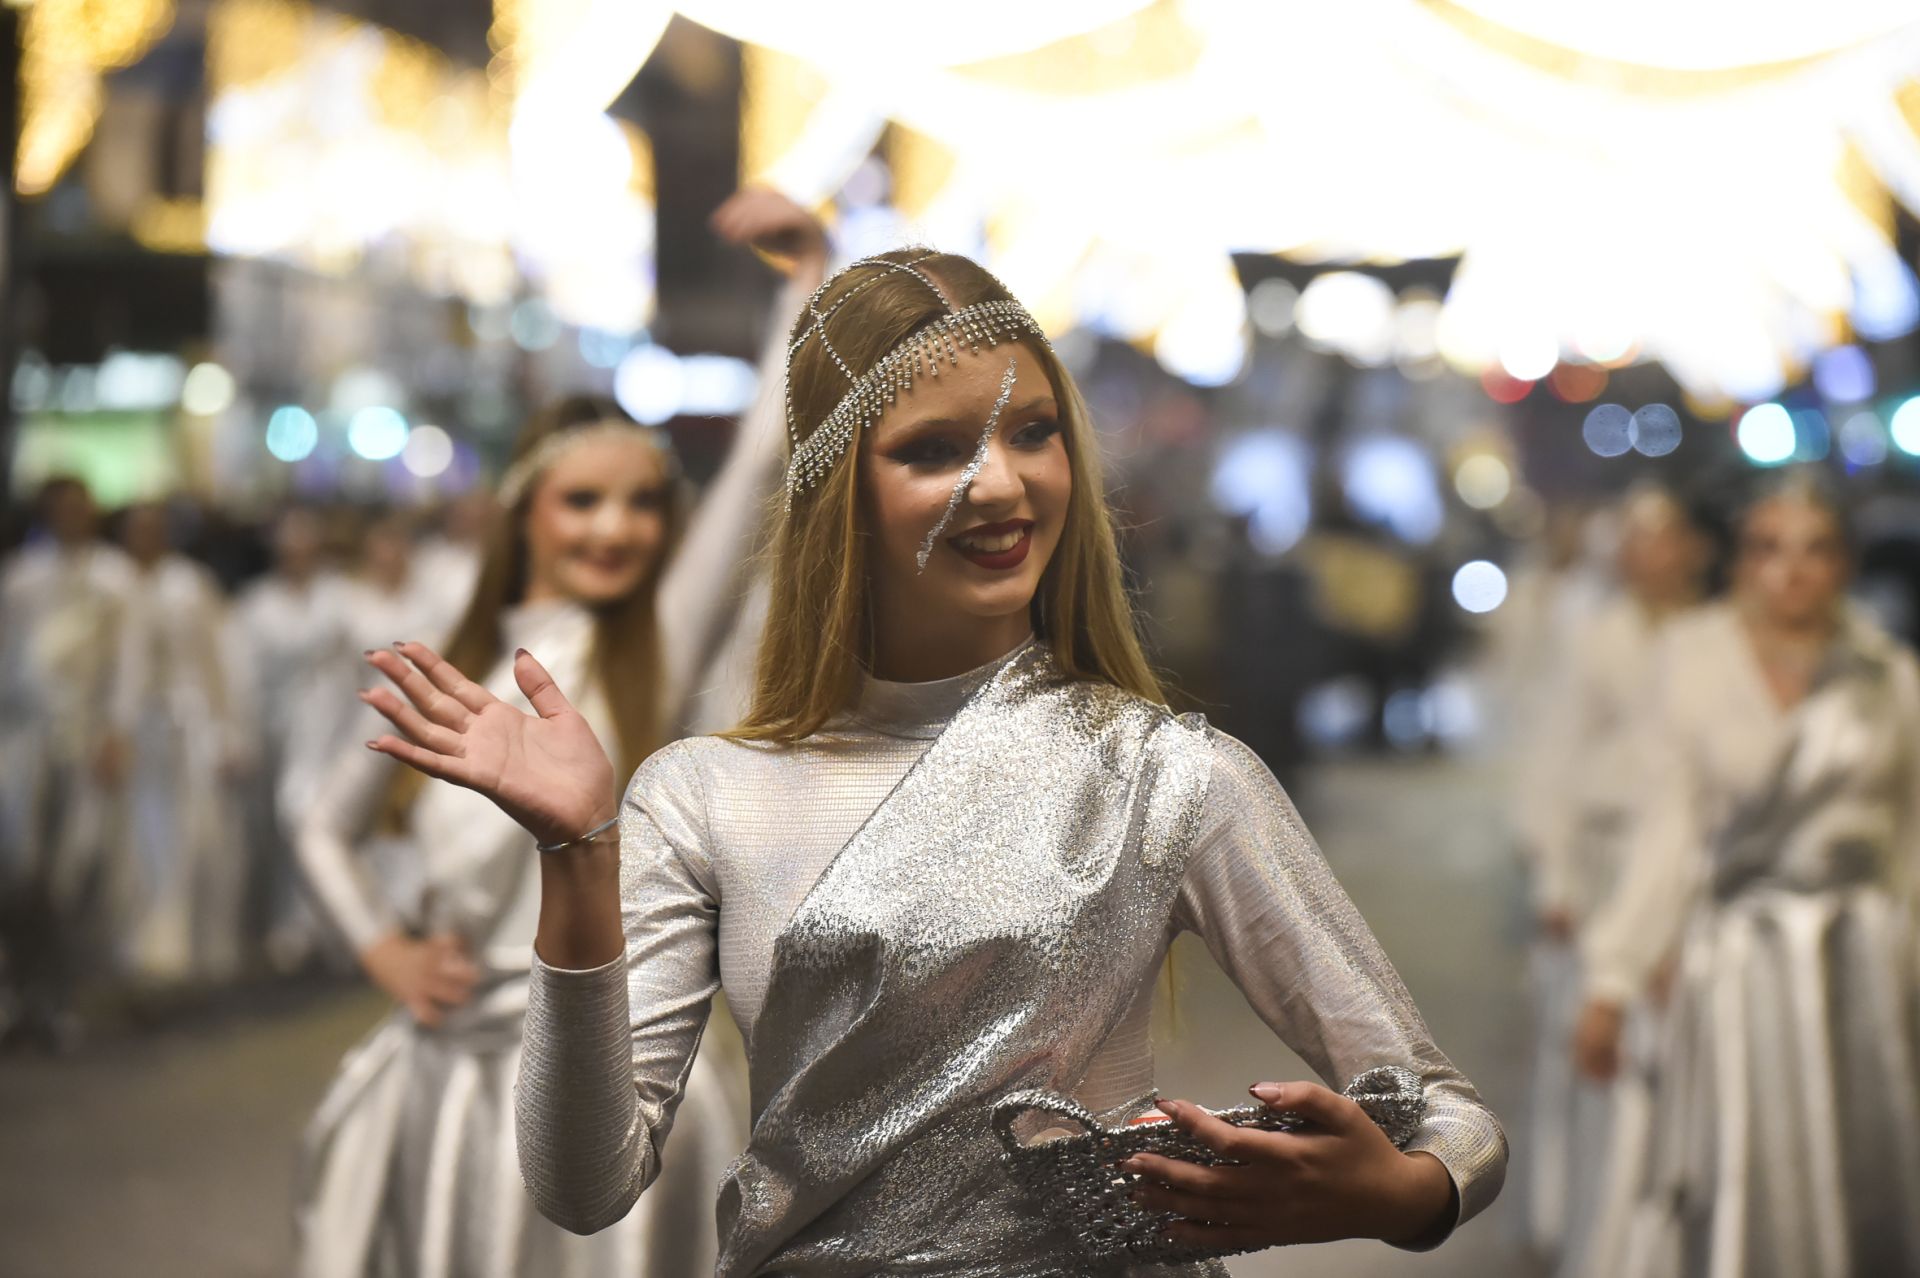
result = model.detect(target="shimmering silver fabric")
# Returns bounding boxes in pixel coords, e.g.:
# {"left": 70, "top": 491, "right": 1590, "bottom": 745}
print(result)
{"left": 917, "top": 357, "right": 1017, "bottom": 571}
{"left": 993, "top": 1065, "right": 1424, "bottom": 1264}
{"left": 519, "top": 639, "right": 1506, "bottom": 1276}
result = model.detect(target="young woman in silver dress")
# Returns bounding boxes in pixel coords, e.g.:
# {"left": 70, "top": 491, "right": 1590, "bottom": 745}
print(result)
{"left": 363, "top": 250, "right": 1507, "bottom": 1275}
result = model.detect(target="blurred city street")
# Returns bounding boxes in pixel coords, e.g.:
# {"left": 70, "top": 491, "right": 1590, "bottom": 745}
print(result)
{"left": 0, "top": 754, "right": 1540, "bottom": 1278}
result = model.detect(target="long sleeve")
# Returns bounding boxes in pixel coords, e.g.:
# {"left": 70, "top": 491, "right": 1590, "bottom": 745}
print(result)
{"left": 1524, "top": 627, "right": 1605, "bottom": 913}
{"left": 518, "top": 742, "right": 721, "bottom": 1234}
{"left": 293, "top": 729, "right": 403, "bottom": 953}
{"left": 1579, "top": 637, "right": 1704, "bottom": 1005}
{"left": 655, "top": 278, "right": 810, "bottom": 731}
{"left": 1173, "top": 729, "right": 1508, "bottom": 1242}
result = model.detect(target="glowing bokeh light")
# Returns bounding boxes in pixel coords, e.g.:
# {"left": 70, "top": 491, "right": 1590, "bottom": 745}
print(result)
{"left": 1581, "top": 403, "right": 1634, "bottom": 457}
{"left": 347, "top": 406, "right": 409, "bottom": 460}
{"left": 1496, "top": 332, "right": 1558, "bottom": 383}
{"left": 1889, "top": 397, "right": 1920, "bottom": 456}
{"left": 1737, "top": 403, "right": 1797, "bottom": 464}
{"left": 1342, "top": 435, "right": 1443, "bottom": 544}
{"left": 1247, "top": 278, "right": 1299, "bottom": 338}
{"left": 1479, "top": 368, "right": 1532, "bottom": 404}
{"left": 1629, "top": 404, "right": 1682, "bottom": 457}
{"left": 1453, "top": 454, "right": 1511, "bottom": 509}
{"left": 1812, "top": 345, "right": 1874, "bottom": 404}
{"left": 1211, "top": 429, "right": 1312, "bottom": 555}
{"left": 1838, "top": 411, "right": 1887, "bottom": 466}
{"left": 1451, "top": 560, "right": 1509, "bottom": 614}
{"left": 402, "top": 424, "right": 454, "bottom": 478}
{"left": 1548, "top": 363, "right": 1607, "bottom": 403}
{"left": 181, "top": 362, "right": 236, "bottom": 416}
{"left": 614, "top": 343, "right": 685, "bottom": 426}
{"left": 266, "top": 406, "right": 318, "bottom": 463}
{"left": 1295, "top": 272, "right": 1395, "bottom": 366}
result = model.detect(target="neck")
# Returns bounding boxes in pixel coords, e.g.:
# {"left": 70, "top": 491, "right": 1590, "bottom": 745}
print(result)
{"left": 520, "top": 575, "right": 565, "bottom": 607}
{"left": 869, "top": 606, "right": 1032, "bottom": 683}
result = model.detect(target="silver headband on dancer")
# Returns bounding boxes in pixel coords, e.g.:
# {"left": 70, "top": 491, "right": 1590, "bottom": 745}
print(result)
{"left": 496, "top": 419, "right": 678, "bottom": 508}
{"left": 782, "top": 251, "right": 1050, "bottom": 509}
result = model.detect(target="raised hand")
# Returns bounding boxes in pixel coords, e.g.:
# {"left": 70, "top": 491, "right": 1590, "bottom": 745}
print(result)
{"left": 710, "top": 185, "right": 829, "bottom": 287}
{"left": 1122, "top": 1083, "right": 1455, "bottom": 1250}
{"left": 360, "top": 932, "right": 479, "bottom": 1027}
{"left": 361, "top": 641, "right": 615, "bottom": 848}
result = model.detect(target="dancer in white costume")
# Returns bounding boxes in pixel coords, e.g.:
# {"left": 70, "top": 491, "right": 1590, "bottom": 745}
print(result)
{"left": 1574, "top": 478, "right": 1920, "bottom": 1278}
{"left": 114, "top": 502, "right": 249, "bottom": 984}
{"left": 0, "top": 478, "right": 136, "bottom": 1041}
{"left": 229, "top": 508, "right": 353, "bottom": 964}
{"left": 1521, "top": 489, "right": 1707, "bottom": 1272}
{"left": 289, "top": 188, "right": 827, "bottom": 1278}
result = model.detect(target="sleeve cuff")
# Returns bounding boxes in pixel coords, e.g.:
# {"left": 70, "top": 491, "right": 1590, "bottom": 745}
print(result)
{"left": 1395, "top": 1099, "right": 1509, "bottom": 1250}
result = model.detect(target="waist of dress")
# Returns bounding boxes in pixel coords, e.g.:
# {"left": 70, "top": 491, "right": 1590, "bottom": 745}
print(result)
{"left": 1708, "top": 833, "right": 1889, "bottom": 902}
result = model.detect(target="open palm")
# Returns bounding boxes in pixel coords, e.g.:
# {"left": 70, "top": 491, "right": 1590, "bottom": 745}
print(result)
{"left": 361, "top": 641, "right": 615, "bottom": 847}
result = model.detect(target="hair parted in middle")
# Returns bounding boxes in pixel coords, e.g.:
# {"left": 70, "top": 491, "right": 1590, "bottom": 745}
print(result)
{"left": 728, "top": 249, "right": 1164, "bottom": 743}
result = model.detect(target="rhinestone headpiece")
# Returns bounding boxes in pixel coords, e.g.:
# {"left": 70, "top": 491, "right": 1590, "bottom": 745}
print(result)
{"left": 497, "top": 419, "right": 676, "bottom": 508}
{"left": 782, "top": 251, "right": 1050, "bottom": 508}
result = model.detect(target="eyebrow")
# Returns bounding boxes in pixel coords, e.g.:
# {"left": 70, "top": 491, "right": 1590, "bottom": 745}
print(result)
{"left": 901, "top": 396, "right": 1057, "bottom": 433}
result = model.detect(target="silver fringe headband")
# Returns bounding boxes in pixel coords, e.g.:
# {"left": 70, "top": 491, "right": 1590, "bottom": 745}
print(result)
{"left": 783, "top": 251, "right": 1050, "bottom": 508}
{"left": 496, "top": 419, "right": 677, "bottom": 508}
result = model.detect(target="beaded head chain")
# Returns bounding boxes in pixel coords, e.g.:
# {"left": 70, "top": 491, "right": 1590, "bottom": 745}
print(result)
{"left": 496, "top": 419, "right": 678, "bottom": 508}
{"left": 782, "top": 251, "right": 1051, "bottom": 509}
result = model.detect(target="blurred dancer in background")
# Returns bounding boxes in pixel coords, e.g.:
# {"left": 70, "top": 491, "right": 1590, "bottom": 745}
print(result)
{"left": 114, "top": 501, "right": 248, "bottom": 987}
{"left": 229, "top": 507, "right": 352, "bottom": 969}
{"left": 1519, "top": 486, "right": 1709, "bottom": 1270}
{"left": 1573, "top": 476, "right": 1920, "bottom": 1278}
{"left": 0, "top": 477, "right": 135, "bottom": 1047}
{"left": 288, "top": 186, "right": 826, "bottom": 1278}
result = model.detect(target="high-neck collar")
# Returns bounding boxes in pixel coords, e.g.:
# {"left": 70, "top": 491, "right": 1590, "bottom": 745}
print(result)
{"left": 848, "top": 635, "right": 1036, "bottom": 739}
{"left": 503, "top": 597, "right": 595, "bottom": 649}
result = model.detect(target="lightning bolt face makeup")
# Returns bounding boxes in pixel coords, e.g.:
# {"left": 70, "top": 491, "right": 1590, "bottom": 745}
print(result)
{"left": 918, "top": 358, "right": 1019, "bottom": 572}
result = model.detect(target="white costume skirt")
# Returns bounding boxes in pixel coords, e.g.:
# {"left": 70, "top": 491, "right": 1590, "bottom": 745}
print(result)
{"left": 1620, "top": 886, "right": 1920, "bottom": 1278}
{"left": 296, "top": 974, "right": 742, "bottom": 1278}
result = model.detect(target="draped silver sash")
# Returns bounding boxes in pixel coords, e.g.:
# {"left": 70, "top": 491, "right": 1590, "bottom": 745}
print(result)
{"left": 715, "top": 646, "right": 1215, "bottom": 1277}
{"left": 1708, "top": 623, "right": 1898, "bottom": 902}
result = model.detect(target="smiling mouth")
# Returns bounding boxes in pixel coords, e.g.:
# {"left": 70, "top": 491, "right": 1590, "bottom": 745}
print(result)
{"left": 948, "top": 520, "right": 1033, "bottom": 570}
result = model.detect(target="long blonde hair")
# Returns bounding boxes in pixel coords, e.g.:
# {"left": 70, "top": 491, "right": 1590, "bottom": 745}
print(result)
{"left": 728, "top": 250, "right": 1162, "bottom": 743}
{"left": 383, "top": 394, "right": 683, "bottom": 823}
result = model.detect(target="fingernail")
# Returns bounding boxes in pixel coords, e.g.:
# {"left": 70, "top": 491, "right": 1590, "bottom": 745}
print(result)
{"left": 514, "top": 647, "right": 529, "bottom": 659}
{"left": 1251, "top": 1082, "right": 1284, "bottom": 1104}
{"left": 392, "top": 641, "right": 406, "bottom": 650}
{"left": 362, "top": 649, "right": 376, "bottom": 657}
{"left": 365, "top": 740, "right": 380, "bottom": 750}
{"left": 1154, "top": 1099, "right": 1178, "bottom": 1117}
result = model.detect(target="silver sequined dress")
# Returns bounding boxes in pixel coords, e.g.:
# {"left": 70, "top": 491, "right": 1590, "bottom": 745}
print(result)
{"left": 521, "top": 638, "right": 1506, "bottom": 1275}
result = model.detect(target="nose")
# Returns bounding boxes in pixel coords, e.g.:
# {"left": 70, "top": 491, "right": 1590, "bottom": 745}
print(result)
{"left": 588, "top": 499, "right": 636, "bottom": 542}
{"left": 965, "top": 435, "right": 1021, "bottom": 511}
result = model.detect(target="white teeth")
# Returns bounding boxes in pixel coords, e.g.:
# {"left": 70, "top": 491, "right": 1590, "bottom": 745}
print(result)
{"left": 953, "top": 528, "right": 1023, "bottom": 553}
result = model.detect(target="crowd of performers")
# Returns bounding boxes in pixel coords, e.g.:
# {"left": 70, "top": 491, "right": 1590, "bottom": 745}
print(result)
{"left": 0, "top": 484, "right": 483, "bottom": 1017}
{"left": 1509, "top": 481, "right": 1920, "bottom": 1278}
{"left": 0, "top": 179, "right": 1912, "bottom": 1278}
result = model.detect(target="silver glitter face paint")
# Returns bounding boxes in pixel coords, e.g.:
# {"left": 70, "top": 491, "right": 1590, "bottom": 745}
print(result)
{"left": 917, "top": 357, "right": 1018, "bottom": 572}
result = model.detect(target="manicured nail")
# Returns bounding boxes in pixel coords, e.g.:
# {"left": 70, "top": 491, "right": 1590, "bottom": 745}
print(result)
{"left": 392, "top": 641, "right": 407, "bottom": 650}
{"left": 1250, "top": 1082, "right": 1284, "bottom": 1104}
{"left": 514, "top": 647, "right": 529, "bottom": 659}
{"left": 362, "top": 648, "right": 376, "bottom": 657}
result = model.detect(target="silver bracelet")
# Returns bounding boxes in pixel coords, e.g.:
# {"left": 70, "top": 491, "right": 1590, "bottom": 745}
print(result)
{"left": 535, "top": 814, "right": 620, "bottom": 854}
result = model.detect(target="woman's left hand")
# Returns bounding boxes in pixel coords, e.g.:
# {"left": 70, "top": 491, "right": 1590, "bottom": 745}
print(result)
{"left": 1123, "top": 1082, "right": 1455, "bottom": 1250}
